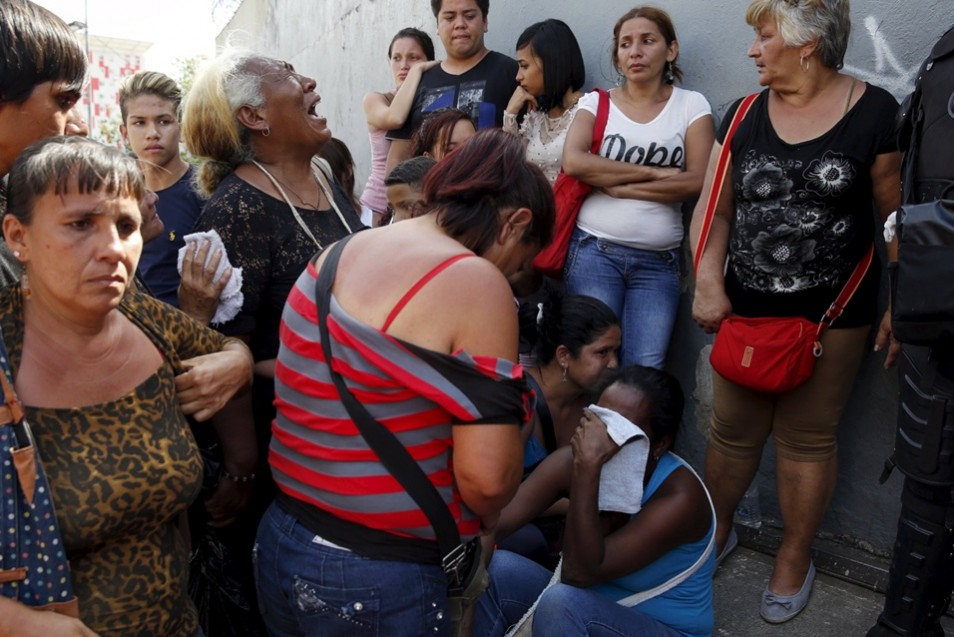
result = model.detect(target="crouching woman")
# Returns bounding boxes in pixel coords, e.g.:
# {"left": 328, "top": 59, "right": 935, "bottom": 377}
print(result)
{"left": 475, "top": 366, "right": 715, "bottom": 637}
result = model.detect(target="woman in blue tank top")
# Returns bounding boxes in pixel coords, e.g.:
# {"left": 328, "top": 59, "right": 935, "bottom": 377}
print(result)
{"left": 475, "top": 366, "right": 715, "bottom": 637}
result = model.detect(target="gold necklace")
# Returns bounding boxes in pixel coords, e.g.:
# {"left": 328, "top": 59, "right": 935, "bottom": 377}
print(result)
{"left": 264, "top": 167, "right": 322, "bottom": 209}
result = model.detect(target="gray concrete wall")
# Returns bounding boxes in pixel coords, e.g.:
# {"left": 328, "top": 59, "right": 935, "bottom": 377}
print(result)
{"left": 218, "top": 0, "right": 954, "bottom": 555}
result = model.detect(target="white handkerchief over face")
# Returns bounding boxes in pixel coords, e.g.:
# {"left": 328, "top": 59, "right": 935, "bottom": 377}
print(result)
{"left": 588, "top": 404, "right": 650, "bottom": 515}
{"left": 176, "top": 229, "right": 244, "bottom": 325}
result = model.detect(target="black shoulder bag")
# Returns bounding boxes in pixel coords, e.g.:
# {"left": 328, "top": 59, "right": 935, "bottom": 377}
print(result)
{"left": 313, "top": 236, "right": 487, "bottom": 634}
{"left": 891, "top": 24, "right": 954, "bottom": 345}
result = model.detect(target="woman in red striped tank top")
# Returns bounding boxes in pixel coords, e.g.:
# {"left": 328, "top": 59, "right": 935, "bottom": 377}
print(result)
{"left": 255, "top": 129, "right": 556, "bottom": 636}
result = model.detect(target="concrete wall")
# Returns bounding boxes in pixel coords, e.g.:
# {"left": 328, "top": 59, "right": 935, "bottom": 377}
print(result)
{"left": 219, "top": 0, "right": 954, "bottom": 555}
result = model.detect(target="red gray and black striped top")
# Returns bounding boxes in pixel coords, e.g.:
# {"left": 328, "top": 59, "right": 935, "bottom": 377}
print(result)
{"left": 271, "top": 259, "right": 532, "bottom": 557}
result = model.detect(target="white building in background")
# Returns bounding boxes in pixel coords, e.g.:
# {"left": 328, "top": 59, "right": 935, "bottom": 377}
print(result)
{"left": 80, "top": 35, "right": 152, "bottom": 143}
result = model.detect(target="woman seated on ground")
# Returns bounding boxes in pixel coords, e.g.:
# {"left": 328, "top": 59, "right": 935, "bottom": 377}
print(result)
{"left": 500, "top": 292, "right": 620, "bottom": 565}
{"left": 476, "top": 366, "right": 715, "bottom": 637}
{"left": 504, "top": 19, "right": 585, "bottom": 185}
{"left": 409, "top": 107, "right": 477, "bottom": 160}
{"left": 254, "top": 130, "right": 555, "bottom": 635}
{"left": 0, "top": 136, "right": 252, "bottom": 637}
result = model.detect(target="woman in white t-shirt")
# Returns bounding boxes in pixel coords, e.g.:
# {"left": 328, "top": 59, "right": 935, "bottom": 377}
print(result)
{"left": 562, "top": 6, "right": 714, "bottom": 368}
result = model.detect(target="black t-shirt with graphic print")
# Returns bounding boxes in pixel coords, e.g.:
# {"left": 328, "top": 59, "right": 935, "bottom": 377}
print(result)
{"left": 387, "top": 50, "right": 518, "bottom": 141}
{"left": 716, "top": 84, "right": 899, "bottom": 327}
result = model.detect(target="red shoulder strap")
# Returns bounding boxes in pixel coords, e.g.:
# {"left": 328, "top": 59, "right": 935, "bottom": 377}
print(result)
{"left": 813, "top": 244, "right": 874, "bottom": 343}
{"left": 692, "top": 93, "right": 759, "bottom": 276}
{"left": 590, "top": 89, "right": 611, "bottom": 153}
{"left": 382, "top": 254, "right": 473, "bottom": 331}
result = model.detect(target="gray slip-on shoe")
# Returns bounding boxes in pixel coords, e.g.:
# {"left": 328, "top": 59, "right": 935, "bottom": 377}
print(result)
{"left": 760, "top": 562, "right": 816, "bottom": 624}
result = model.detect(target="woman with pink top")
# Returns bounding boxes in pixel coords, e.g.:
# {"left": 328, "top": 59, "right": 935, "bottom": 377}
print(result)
{"left": 361, "top": 28, "right": 437, "bottom": 226}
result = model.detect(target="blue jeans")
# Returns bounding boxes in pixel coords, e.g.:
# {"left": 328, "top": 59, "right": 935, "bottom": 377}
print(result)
{"left": 564, "top": 227, "right": 681, "bottom": 369}
{"left": 474, "top": 551, "right": 683, "bottom": 637}
{"left": 254, "top": 502, "right": 449, "bottom": 636}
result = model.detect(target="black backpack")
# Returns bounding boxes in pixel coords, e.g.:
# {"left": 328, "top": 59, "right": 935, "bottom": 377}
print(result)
{"left": 891, "top": 24, "right": 954, "bottom": 345}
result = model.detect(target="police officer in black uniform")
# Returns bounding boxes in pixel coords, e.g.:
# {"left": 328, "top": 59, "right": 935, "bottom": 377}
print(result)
{"left": 868, "top": 24, "right": 954, "bottom": 637}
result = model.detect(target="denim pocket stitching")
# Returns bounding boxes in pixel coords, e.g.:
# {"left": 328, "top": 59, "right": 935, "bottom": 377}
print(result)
{"left": 292, "top": 575, "right": 380, "bottom": 629}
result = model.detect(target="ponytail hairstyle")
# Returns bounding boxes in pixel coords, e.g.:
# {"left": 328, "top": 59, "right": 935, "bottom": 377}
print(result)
{"left": 181, "top": 49, "right": 265, "bottom": 196}
{"left": 423, "top": 129, "right": 555, "bottom": 255}
{"left": 520, "top": 291, "right": 619, "bottom": 365}
{"left": 612, "top": 6, "right": 683, "bottom": 84}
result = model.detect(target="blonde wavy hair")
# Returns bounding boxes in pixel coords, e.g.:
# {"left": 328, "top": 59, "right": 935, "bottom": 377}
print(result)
{"left": 181, "top": 49, "right": 265, "bottom": 196}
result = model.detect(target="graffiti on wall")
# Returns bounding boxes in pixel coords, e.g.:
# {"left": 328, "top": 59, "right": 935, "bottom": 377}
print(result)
{"left": 843, "top": 16, "right": 920, "bottom": 100}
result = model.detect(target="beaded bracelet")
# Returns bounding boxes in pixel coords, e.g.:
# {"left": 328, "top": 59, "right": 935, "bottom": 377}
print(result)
{"left": 221, "top": 469, "right": 256, "bottom": 483}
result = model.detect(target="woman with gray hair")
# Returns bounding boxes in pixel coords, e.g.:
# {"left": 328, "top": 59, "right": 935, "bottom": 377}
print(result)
{"left": 182, "top": 51, "right": 362, "bottom": 476}
{"left": 689, "top": 0, "right": 901, "bottom": 623}
{"left": 181, "top": 52, "right": 362, "bottom": 633}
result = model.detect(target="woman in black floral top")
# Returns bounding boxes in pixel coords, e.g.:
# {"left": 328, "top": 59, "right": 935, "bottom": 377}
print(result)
{"left": 689, "top": 0, "right": 901, "bottom": 624}
{"left": 181, "top": 52, "right": 361, "bottom": 632}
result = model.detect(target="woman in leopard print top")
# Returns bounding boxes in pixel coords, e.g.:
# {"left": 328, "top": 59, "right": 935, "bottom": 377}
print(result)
{"left": 0, "top": 137, "right": 252, "bottom": 637}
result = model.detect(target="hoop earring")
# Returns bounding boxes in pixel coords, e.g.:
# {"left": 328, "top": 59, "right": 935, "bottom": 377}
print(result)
{"left": 616, "top": 69, "right": 624, "bottom": 86}
{"left": 21, "top": 273, "right": 31, "bottom": 300}
{"left": 262, "top": 126, "right": 271, "bottom": 137}
{"left": 800, "top": 55, "right": 810, "bottom": 72}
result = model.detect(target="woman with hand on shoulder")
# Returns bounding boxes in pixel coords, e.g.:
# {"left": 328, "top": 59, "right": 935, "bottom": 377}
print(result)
{"left": 0, "top": 136, "right": 252, "bottom": 637}
{"left": 475, "top": 366, "right": 715, "bottom": 637}
{"left": 362, "top": 28, "right": 438, "bottom": 226}
{"left": 562, "top": 6, "right": 714, "bottom": 369}
{"left": 690, "top": 0, "right": 901, "bottom": 624}
{"left": 503, "top": 19, "right": 585, "bottom": 185}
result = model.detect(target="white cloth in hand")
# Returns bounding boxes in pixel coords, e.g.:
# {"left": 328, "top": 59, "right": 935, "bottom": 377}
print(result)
{"left": 176, "top": 230, "right": 244, "bottom": 325}
{"left": 884, "top": 210, "right": 897, "bottom": 242}
{"left": 587, "top": 404, "right": 650, "bottom": 515}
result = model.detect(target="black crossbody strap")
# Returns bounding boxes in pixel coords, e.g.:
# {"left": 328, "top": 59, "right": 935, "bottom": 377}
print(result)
{"left": 314, "top": 236, "right": 462, "bottom": 560}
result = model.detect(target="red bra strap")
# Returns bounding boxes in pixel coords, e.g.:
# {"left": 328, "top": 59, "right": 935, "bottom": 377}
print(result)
{"left": 381, "top": 254, "right": 473, "bottom": 331}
